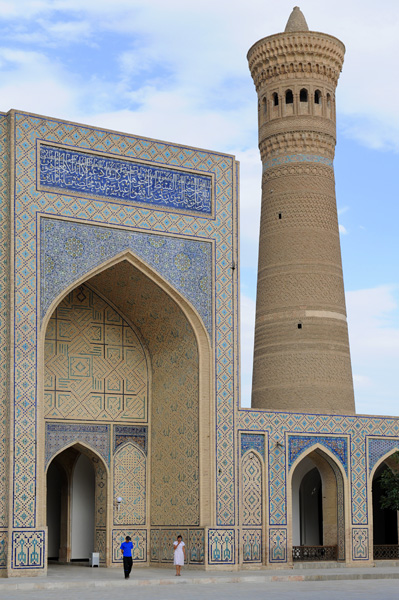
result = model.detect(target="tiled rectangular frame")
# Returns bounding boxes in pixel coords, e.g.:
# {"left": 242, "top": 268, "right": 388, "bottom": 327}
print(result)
{"left": 7, "top": 110, "right": 239, "bottom": 570}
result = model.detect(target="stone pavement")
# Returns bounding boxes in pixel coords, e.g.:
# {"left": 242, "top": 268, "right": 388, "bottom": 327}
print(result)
{"left": 2, "top": 574, "right": 399, "bottom": 600}
{"left": 1, "top": 562, "right": 399, "bottom": 596}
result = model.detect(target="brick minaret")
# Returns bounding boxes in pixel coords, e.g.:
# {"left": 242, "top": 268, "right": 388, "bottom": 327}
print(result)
{"left": 247, "top": 7, "right": 355, "bottom": 414}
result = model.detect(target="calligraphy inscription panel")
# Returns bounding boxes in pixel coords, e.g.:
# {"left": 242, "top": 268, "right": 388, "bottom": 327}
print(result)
{"left": 39, "top": 143, "right": 213, "bottom": 216}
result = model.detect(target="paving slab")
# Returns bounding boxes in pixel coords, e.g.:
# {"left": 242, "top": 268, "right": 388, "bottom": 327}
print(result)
{"left": 1, "top": 563, "right": 399, "bottom": 592}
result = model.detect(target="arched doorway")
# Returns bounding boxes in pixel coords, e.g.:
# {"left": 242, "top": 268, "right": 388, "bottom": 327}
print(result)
{"left": 46, "top": 444, "right": 107, "bottom": 563}
{"left": 291, "top": 449, "right": 345, "bottom": 562}
{"left": 372, "top": 459, "right": 399, "bottom": 560}
{"left": 42, "top": 254, "right": 213, "bottom": 566}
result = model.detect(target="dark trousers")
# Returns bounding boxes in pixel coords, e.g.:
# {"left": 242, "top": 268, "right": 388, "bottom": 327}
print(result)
{"left": 123, "top": 556, "right": 133, "bottom": 578}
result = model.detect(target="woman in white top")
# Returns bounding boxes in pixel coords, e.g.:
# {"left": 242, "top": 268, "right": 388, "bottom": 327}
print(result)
{"left": 173, "top": 534, "right": 186, "bottom": 576}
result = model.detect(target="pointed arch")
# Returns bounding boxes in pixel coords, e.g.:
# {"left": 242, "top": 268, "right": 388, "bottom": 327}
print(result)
{"left": 369, "top": 447, "right": 399, "bottom": 482}
{"left": 40, "top": 247, "right": 211, "bottom": 350}
{"left": 46, "top": 442, "right": 109, "bottom": 564}
{"left": 45, "top": 440, "right": 110, "bottom": 477}
{"left": 39, "top": 247, "right": 214, "bottom": 533}
{"left": 289, "top": 444, "right": 346, "bottom": 562}
{"left": 241, "top": 449, "right": 263, "bottom": 526}
{"left": 370, "top": 449, "right": 399, "bottom": 557}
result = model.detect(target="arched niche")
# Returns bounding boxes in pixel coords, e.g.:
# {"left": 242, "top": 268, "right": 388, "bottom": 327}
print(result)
{"left": 290, "top": 447, "right": 346, "bottom": 562}
{"left": 371, "top": 452, "right": 399, "bottom": 558}
{"left": 40, "top": 254, "right": 213, "bottom": 537}
{"left": 241, "top": 450, "right": 263, "bottom": 526}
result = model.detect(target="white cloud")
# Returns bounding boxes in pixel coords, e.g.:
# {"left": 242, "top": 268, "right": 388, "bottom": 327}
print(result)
{"left": 339, "top": 224, "right": 348, "bottom": 235}
{"left": 346, "top": 285, "right": 399, "bottom": 415}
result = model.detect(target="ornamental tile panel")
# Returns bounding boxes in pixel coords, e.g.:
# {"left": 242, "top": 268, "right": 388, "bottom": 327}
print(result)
{"left": 40, "top": 217, "right": 213, "bottom": 336}
{"left": 112, "top": 529, "right": 147, "bottom": 562}
{"left": 39, "top": 143, "right": 213, "bottom": 216}
{"left": 288, "top": 435, "right": 348, "bottom": 474}
{"left": 45, "top": 422, "right": 110, "bottom": 466}
{"left": 368, "top": 437, "right": 399, "bottom": 474}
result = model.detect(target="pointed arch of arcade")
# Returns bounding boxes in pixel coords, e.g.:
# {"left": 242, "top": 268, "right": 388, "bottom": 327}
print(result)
{"left": 45, "top": 441, "right": 109, "bottom": 563}
{"left": 288, "top": 443, "right": 348, "bottom": 562}
{"left": 369, "top": 448, "right": 399, "bottom": 556}
{"left": 38, "top": 248, "right": 214, "bottom": 564}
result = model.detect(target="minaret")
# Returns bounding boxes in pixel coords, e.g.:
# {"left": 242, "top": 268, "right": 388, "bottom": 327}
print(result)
{"left": 247, "top": 7, "right": 355, "bottom": 414}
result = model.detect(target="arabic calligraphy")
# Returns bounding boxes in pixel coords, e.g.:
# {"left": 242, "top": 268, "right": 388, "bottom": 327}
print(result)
{"left": 39, "top": 145, "right": 212, "bottom": 215}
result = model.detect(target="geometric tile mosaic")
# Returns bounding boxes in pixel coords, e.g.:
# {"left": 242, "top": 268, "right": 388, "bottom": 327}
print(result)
{"left": 269, "top": 528, "right": 287, "bottom": 563}
{"left": 368, "top": 437, "right": 399, "bottom": 474}
{"left": 242, "top": 529, "right": 262, "bottom": 563}
{"left": 44, "top": 285, "right": 148, "bottom": 423}
{"left": 149, "top": 528, "right": 204, "bottom": 565}
{"left": 12, "top": 109, "right": 236, "bottom": 533}
{"left": 40, "top": 217, "right": 213, "bottom": 335}
{"left": 352, "top": 528, "right": 369, "bottom": 561}
{"left": 112, "top": 529, "right": 147, "bottom": 563}
{"left": 238, "top": 410, "right": 399, "bottom": 529}
{"left": 45, "top": 422, "right": 110, "bottom": 467}
{"left": 188, "top": 529, "right": 205, "bottom": 564}
{"left": 288, "top": 435, "right": 348, "bottom": 474}
{"left": 0, "top": 531, "right": 6, "bottom": 568}
{"left": 208, "top": 529, "right": 235, "bottom": 564}
{"left": 39, "top": 144, "right": 213, "bottom": 216}
{"left": 113, "top": 442, "right": 146, "bottom": 526}
{"left": 11, "top": 531, "right": 45, "bottom": 569}
{"left": 114, "top": 425, "right": 148, "bottom": 454}
{"left": 241, "top": 451, "right": 262, "bottom": 526}
{"left": 0, "top": 113, "right": 9, "bottom": 530}
{"left": 88, "top": 261, "right": 201, "bottom": 527}
{"left": 241, "top": 433, "right": 265, "bottom": 458}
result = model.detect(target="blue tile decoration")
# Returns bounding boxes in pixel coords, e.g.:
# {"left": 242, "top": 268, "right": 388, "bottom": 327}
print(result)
{"left": 208, "top": 529, "right": 235, "bottom": 564}
{"left": 368, "top": 437, "right": 399, "bottom": 474}
{"left": 40, "top": 217, "right": 213, "bottom": 336}
{"left": 241, "top": 451, "right": 262, "bottom": 526}
{"left": 45, "top": 422, "right": 110, "bottom": 466}
{"left": 112, "top": 529, "right": 147, "bottom": 562}
{"left": 262, "top": 154, "right": 333, "bottom": 171}
{"left": 11, "top": 531, "right": 45, "bottom": 569}
{"left": 242, "top": 529, "right": 262, "bottom": 562}
{"left": 352, "top": 528, "right": 369, "bottom": 560}
{"left": 0, "top": 532, "right": 6, "bottom": 568}
{"left": 241, "top": 433, "right": 265, "bottom": 458}
{"left": 114, "top": 425, "right": 148, "bottom": 454}
{"left": 39, "top": 144, "right": 212, "bottom": 215}
{"left": 288, "top": 435, "right": 348, "bottom": 474}
{"left": 188, "top": 529, "right": 205, "bottom": 564}
{"left": 269, "top": 528, "right": 287, "bottom": 563}
{"left": 12, "top": 111, "right": 236, "bottom": 533}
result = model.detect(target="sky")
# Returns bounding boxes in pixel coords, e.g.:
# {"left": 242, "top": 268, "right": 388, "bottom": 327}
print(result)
{"left": 0, "top": 0, "right": 398, "bottom": 416}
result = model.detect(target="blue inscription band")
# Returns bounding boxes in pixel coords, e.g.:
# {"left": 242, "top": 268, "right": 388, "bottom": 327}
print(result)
{"left": 39, "top": 144, "right": 213, "bottom": 215}
{"left": 262, "top": 154, "right": 333, "bottom": 171}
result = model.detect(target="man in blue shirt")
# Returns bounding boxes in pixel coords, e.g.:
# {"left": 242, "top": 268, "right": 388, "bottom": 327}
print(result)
{"left": 120, "top": 535, "right": 134, "bottom": 579}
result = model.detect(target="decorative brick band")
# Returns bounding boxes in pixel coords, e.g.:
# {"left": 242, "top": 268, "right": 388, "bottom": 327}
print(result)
{"left": 262, "top": 154, "right": 333, "bottom": 171}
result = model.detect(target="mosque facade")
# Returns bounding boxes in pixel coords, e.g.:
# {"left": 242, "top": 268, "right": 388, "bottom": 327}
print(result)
{"left": 1, "top": 7, "right": 399, "bottom": 577}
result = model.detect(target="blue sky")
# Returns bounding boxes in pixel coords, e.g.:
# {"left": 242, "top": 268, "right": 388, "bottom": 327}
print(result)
{"left": 1, "top": 0, "right": 398, "bottom": 416}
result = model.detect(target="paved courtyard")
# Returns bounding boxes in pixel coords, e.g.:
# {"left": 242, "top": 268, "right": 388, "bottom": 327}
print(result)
{"left": 2, "top": 579, "right": 399, "bottom": 600}
{"left": 2, "top": 564, "right": 399, "bottom": 599}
